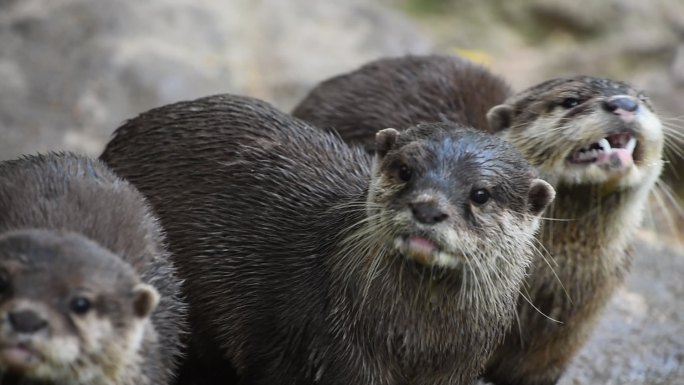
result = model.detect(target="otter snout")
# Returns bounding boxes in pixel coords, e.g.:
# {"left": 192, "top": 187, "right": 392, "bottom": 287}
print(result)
{"left": 410, "top": 201, "right": 448, "bottom": 225}
{"left": 8, "top": 310, "right": 47, "bottom": 335}
{"left": 603, "top": 96, "right": 639, "bottom": 123}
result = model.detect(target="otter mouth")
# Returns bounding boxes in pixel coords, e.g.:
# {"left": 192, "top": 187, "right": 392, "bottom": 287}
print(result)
{"left": 568, "top": 133, "right": 639, "bottom": 171}
{"left": 0, "top": 342, "right": 43, "bottom": 370}
{"left": 394, "top": 235, "right": 459, "bottom": 268}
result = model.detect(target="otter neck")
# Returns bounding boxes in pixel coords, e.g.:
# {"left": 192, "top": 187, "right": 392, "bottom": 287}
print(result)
{"left": 545, "top": 182, "right": 649, "bottom": 255}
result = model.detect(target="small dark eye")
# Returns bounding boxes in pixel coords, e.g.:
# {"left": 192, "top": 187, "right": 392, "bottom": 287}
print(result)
{"left": 70, "top": 297, "right": 91, "bottom": 315}
{"left": 470, "top": 188, "right": 490, "bottom": 205}
{"left": 560, "top": 97, "right": 579, "bottom": 109}
{"left": 398, "top": 164, "right": 412, "bottom": 182}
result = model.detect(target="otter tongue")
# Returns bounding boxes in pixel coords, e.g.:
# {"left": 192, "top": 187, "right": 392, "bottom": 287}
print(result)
{"left": 407, "top": 236, "right": 436, "bottom": 265}
{"left": 596, "top": 148, "right": 634, "bottom": 171}
{"left": 1, "top": 346, "right": 40, "bottom": 369}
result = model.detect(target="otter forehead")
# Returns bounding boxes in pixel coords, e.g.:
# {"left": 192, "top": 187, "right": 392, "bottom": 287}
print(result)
{"left": 381, "top": 123, "right": 535, "bottom": 211}
{"left": 391, "top": 123, "right": 533, "bottom": 180}
{"left": 525, "top": 76, "right": 637, "bottom": 98}
{"left": 0, "top": 230, "right": 139, "bottom": 295}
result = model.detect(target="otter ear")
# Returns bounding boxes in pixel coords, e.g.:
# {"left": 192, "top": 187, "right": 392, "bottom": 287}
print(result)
{"left": 528, "top": 178, "right": 555, "bottom": 216}
{"left": 487, "top": 104, "right": 514, "bottom": 132}
{"left": 132, "top": 283, "right": 160, "bottom": 319}
{"left": 375, "top": 128, "right": 400, "bottom": 158}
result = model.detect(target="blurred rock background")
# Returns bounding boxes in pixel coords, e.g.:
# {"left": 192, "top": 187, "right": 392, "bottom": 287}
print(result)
{"left": 0, "top": 0, "right": 682, "bottom": 383}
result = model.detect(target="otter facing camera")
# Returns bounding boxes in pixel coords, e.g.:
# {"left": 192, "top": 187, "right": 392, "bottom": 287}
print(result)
{"left": 486, "top": 104, "right": 513, "bottom": 132}
{"left": 132, "top": 283, "right": 160, "bottom": 319}
{"left": 528, "top": 178, "right": 555, "bottom": 216}
{"left": 375, "top": 128, "right": 400, "bottom": 157}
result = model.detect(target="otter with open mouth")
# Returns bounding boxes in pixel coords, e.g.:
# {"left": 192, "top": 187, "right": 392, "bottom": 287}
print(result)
{"left": 100, "top": 94, "right": 555, "bottom": 385}
{"left": 484, "top": 75, "right": 663, "bottom": 385}
{"left": 292, "top": 55, "right": 664, "bottom": 385}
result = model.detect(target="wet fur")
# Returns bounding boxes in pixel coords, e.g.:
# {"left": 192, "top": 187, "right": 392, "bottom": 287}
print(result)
{"left": 100, "top": 95, "right": 548, "bottom": 385}
{"left": 0, "top": 154, "right": 186, "bottom": 385}
{"left": 291, "top": 55, "right": 664, "bottom": 385}
{"left": 293, "top": 54, "right": 511, "bottom": 152}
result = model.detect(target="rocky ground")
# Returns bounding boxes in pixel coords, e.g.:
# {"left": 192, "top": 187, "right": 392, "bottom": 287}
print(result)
{"left": 0, "top": 0, "right": 682, "bottom": 383}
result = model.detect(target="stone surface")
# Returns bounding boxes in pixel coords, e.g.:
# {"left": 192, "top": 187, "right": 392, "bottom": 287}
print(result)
{"left": 559, "top": 235, "right": 684, "bottom": 385}
{"left": 0, "top": 0, "right": 431, "bottom": 160}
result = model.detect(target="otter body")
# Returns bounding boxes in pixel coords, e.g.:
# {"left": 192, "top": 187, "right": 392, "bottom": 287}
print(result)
{"left": 100, "top": 94, "right": 554, "bottom": 385}
{"left": 0, "top": 153, "right": 185, "bottom": 385}
{"left": 293, "top": 55, "right": 664, "bottom": 385}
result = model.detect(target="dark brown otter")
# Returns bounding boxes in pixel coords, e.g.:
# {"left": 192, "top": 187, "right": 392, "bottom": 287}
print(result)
{"left": 292, "top": 55, "right": 665, "bottom": 385}
{"left": 0, "top": 153, "right": 186, "bottom": 385}
{"left": 100, "top": 94, "right": 555, "bottom": 385}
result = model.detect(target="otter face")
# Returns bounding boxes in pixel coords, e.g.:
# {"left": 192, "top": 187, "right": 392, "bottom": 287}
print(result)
{"left": 367, "top": 124, "right": 555, "bottom": 271}
{"left": 0, "top": 230, "right": 159, "bottom": 384}
{"left": 487, "top": 76, "right": 664, "bottom": 189}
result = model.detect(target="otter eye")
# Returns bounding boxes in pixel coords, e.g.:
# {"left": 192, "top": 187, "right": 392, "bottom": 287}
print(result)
{"left": 560, "top": 97, "right": 579, "bottom": 109}
{"left": 398, "top": 164, "right": 412, "bottom": 182}
{"left": 70, "top": 297, "right": 92, "bottom": 315}
{"left": 470, "top": 188, "right": 490, "bottom": 205}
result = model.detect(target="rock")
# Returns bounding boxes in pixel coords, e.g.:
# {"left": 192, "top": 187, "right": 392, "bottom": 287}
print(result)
{"left": 559, "top": 236, "right": 684, "bottom": 385}
{"left": 0, "top": 0, "right": 431, "bottom": 160}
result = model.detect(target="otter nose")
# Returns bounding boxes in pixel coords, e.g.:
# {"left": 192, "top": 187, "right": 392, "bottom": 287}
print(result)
{"left": 604, "top": 97, "right": 639, "bottom": 113}
{"left": 410, "top": 202, "right": 448, "bottom": 225}
{"left": 8, "top": 310, "right": 47, "bottom": 334}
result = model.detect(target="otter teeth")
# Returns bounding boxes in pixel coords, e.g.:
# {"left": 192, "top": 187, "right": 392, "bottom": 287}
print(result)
{"left": 597, "top": 138, "right": 611, "bottom": 151}
{"left": 625, "top": 137, "right": 637, "bottom": 154}
{"left": 570, "top": 133, "right": 637, "bottom": 165}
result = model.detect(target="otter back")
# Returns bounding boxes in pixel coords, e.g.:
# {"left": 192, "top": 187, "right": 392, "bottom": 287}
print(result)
{"left": 292, "top": 54, "right": 511, "bottom": 151}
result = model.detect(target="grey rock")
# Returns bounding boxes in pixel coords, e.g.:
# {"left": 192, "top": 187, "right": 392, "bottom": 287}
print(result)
{"left": 559, "top": 236, "right": 684, "bottom": 385}
{"left": 0, "top": 0, "right": 431, "bottom": 160}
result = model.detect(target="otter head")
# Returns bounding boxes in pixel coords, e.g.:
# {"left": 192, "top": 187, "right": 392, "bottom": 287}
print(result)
{"left": 0, "top": 229, "right": 159, "bottom": 384}
{"left": 367, "top": 123, "right": 555, "bottom": 276}
{"left": 487, "top": 76, "right": 664, "bottom": 191}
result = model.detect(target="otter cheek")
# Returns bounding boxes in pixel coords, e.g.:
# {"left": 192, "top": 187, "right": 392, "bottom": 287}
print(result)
{"left": 38, "top": 335, "right": 80, "bottom": 368}
{"left": 72, "top": 314, "right": 115, "bottom": 355}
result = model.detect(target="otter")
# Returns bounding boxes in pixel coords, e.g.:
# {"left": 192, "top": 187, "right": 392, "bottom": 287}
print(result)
{"left": 292, "top": 54, "right": 665, "bottom": 385}
{"left": 100, "top": 94, "right": 555, "bottom": 385}
{"left": 0, "top": 153, "right": 186, "bottom": 385}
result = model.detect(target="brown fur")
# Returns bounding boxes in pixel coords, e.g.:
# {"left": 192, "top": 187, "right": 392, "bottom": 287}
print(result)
{"left": 293, "top": 54, "right": 511, "bottom": 152}
{"left": 292, "top": 55, "right": 664, "bottom": 385}
{"left": 99, "top": 94, "right": 554, "bottom": 385}
{"left": 0, "top": 153, "right": 186, "bottom": 385}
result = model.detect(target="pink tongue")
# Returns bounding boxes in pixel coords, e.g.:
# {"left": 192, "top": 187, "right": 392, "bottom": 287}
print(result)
{"left": 407, "top": 236, "right": 435, "bottom": 265}
{"left": 409, "top": 236, "right": 434, "bottom": 251}
{"left": 596, "top": 148, "right": 633, "bottom": 171}
{"left": 1, "top": 346, "right": 38, "bottom": 368}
